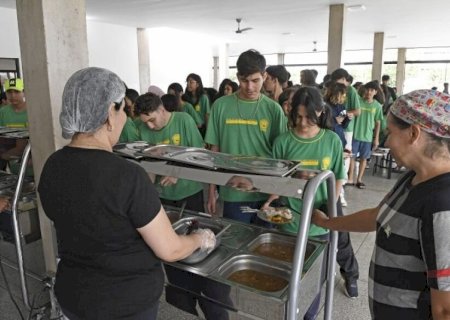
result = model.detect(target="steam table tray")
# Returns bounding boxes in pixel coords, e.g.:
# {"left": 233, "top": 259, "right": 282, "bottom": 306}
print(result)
{"left": 136, "top": 145, "right": 300, "bottom": 177}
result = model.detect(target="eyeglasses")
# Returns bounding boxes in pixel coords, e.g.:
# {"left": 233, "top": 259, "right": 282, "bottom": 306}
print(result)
{"left": 187, "top": 80, "right": 197, "bottom": 84}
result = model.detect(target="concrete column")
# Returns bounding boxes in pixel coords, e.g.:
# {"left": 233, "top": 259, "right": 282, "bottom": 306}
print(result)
{"left": 222, "top": 43, "right": 229, "bottom": 81}
{"left": 213, "top": 56, "right": 219, "bottom": 89}
{"left": 327, "top": 4, "right": 345, "bottom": 74}
{"left": 137, "top": 28, "right": 150, "bottom": 94}
{"left": 15, "top": 0, "right": 89, "bottom": 273}
{"left": 372, "top": 32, "right": 385, "bottom": 81}
{"left": 277, "top": 53, "right": 285, "bottom": 65}
{"left": 396, "top": 48, "right": 407, "bottom": 95}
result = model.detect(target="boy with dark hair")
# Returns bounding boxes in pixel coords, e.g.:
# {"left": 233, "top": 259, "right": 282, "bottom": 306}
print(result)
{"left": 235, "top": 49, "right": 266, "bottom": 77}
{"left": 264, "top": 65, "right": 289, "bottom": 101}
{"left": 161, "top": 94, "right": 179, "bottom": 112}
{"left": 205, "top": 49, "right": 287, "bottom": 222}
{"left": 134, "top": 92, "right": 204, "bottom": 211}
{"left": 348, "top": 81, "right": 383, "bottom": 189}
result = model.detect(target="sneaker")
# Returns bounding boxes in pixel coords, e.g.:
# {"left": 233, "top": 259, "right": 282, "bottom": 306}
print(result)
{"left": 344, "top": 279, "right": 358, "bottom": 298}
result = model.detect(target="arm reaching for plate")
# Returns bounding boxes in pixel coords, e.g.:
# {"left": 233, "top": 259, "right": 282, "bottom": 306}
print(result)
{"left": 260, "top": 194, "right": 280, "bottom": 211}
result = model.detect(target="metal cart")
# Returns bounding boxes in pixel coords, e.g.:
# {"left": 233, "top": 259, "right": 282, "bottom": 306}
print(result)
{"left": 116, "top": 144, "right": 339, "bottom": 320}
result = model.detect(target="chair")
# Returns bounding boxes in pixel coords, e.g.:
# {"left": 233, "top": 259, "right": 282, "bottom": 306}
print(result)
{"left": 372, "top": 148, "right": 396, "bottom": 179}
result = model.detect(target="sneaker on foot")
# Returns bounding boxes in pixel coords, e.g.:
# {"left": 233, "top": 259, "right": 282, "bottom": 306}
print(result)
{"left": 344, "top": 279, "right": 358, "bottom": 298}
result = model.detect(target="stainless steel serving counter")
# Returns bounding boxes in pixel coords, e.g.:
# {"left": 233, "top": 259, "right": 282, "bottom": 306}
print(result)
{"left": 115, "top": 144, "right": 339, "bottom": 320}
{"left": 163, "top": 206, "right": 327, "bottom": 320}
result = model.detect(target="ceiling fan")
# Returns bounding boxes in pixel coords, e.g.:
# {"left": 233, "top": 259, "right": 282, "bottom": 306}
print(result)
{"left": 235, "top": 18, "right": 253, "bottom": 34}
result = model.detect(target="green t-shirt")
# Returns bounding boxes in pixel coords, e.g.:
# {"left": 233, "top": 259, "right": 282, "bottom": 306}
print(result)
{"left": 133, "top": 117, "right": 142, "bottom": 127}
{"left": 0, "top": 105, "right": 28, "bottom": 128}
{"left": 344, "top": 86, "right": 361, "bottom": 132}
{"left": 0, "top": 105, "right": 32, "bottom": 175}
{"left": 119, "top": 117, "right": 139, "bottom": 143}
{"left": 353, "top": 99, "right": 383, "bottom": 142}
{"left": 193, "top": 94, "right": 210, "bottom": 124}
{"left": 137, "top": 112, "right": 204, "bottom": 201}
{"left": 182, "top": 102, "right": 204, "bottom": 127}
{"left": 205, "top": 93, "right": 287, "bottom": 202}
{"left": 272, "top": 129, "right": 346, "bottom": 236}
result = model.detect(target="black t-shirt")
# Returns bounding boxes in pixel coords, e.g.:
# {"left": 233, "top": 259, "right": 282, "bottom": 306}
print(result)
{"left": 38, "top": 146, "right": 163, "bottom": 319}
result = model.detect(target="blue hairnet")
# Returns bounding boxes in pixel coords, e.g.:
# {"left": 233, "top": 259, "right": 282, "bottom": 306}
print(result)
{"left": 60, "top": 67, "right": 126, "bottom": 139}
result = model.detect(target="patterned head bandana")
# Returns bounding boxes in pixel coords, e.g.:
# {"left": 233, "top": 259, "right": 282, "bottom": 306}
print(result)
{"left": 390, "top": 89, "right": 450, "bottom": 138}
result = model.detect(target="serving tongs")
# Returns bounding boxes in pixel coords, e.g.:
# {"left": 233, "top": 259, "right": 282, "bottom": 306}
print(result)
{"left": 215, "top": 224, "right": 231, "bottom": 238}
{"left": 184, "top": 219, "right": 231, "bottom": 238}
{"left": 177, "top": 201, "right": 187, "bottom": 220}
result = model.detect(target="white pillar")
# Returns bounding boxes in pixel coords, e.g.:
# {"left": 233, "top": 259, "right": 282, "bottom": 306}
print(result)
{"left": 277, "top": 53, "right": 285, "bottom": 65}
{"left": 327, "top": 4, "right": 345, "bottom": 74}
{"left": 16, "top": 0, "right": 89, "bottom": 273}
{"left": 396, "top": 48, "right": 407, "bottom": 95}
{"left": 213, "top": 56, "right": 219, "bottom": 89}
{"left": 372, "top": 32, "right": 384, "bottom": 81}
{"left": 137, "top": 28, "right": 150, "bottom": 94}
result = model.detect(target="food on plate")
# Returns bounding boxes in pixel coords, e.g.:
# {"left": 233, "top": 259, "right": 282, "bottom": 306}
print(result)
{"left": 262, "top": 207, "right": 293, "bottom": 223}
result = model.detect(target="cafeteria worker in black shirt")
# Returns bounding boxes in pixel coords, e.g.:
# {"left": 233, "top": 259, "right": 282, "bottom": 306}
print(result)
{"left": 38, "top": 67, "right": 216, "bottom": 320}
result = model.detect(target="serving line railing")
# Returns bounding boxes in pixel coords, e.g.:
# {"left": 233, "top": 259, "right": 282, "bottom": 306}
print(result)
{"left": 9, "top": 141, "right": 33, "bottom": 309}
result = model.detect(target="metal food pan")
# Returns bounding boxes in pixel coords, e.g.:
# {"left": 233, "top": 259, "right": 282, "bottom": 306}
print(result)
{"left": 172, "top": 217, "right": 229, "bottom": 264}
{"left": 246, "top": 232, "right": 317, "bottom": 264}
{"left": 216, "top": 253, "right": 290, "bottom": 296}
{"left": 220, "top": 222, "right": 260, "bottom": 249}
{"left": 165, "top": 245, "right": 234, "bottom": 277}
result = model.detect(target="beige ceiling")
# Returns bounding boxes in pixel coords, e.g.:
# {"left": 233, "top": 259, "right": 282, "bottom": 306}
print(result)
{"left": 2, "top": 0, "right": 450, "bottom": 56}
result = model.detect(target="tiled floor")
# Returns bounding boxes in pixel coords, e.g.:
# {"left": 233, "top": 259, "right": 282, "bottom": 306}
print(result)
{"left": 0, "top": 167, "right": 399, "bottom": 319}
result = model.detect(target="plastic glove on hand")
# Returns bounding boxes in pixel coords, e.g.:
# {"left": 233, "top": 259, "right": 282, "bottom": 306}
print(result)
{"left": 193, "top": 228, "right": 216, "bottom": 253}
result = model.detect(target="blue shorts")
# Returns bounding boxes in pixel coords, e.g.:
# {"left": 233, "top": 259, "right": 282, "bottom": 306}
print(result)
{"left": 351, "top": 139, "right": 372, "bottom": 159}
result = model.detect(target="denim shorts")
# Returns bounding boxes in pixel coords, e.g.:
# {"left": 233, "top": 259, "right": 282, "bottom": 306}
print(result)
{"left": 351, "top": 139, "right": 372, "bottom": 159}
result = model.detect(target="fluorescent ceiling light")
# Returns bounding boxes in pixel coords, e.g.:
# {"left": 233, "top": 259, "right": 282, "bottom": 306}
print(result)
{"left": 347, "top": 4, "right": 366, "bottom": 12}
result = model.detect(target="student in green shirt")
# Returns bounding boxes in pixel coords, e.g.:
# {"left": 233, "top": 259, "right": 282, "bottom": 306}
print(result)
{"left": 134, "top": 92, "right": 204, "bottom": 212}
{"left": 167, "top": 82, "right": 203, "bottom": 128}
{"left": 267, "top": 87, "right": 346, "bottom": 237}
{"left": 348, "top": 81, "right": 383, "bottom": 188}
{"left": 265, "top": 87, "right": 360, "bottom": 311}
{"left": 205, "top": 49, "right": 287, "bottom": 223}
{"left": 118, "top": 117, "right": 139, "bottom": 143}
{"left": 185, "top": 73, "right": 210, "bottom": 136}
{"left": 0, "top": 78, "right": 30, "bottom": 174}
{"left": 118, "top": 88, "right": 140, "bottom": 143}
